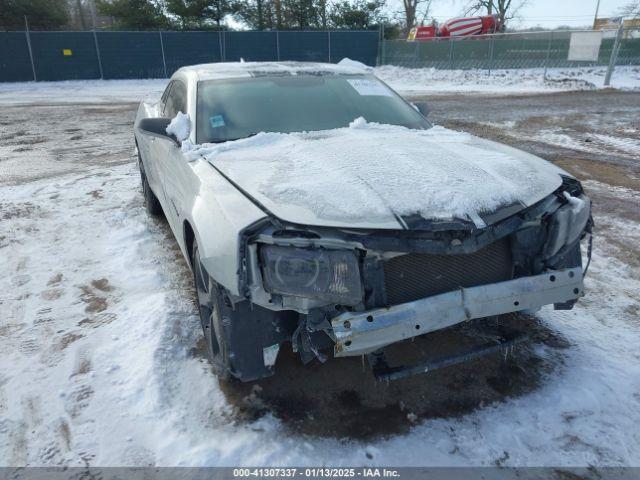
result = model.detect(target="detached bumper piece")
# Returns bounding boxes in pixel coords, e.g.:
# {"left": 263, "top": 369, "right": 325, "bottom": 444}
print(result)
{"left": 369, "top": 329, "right": 529, "bottom": 382}
{"left": 332, "top": 267, "right": 583, "bottom": 357}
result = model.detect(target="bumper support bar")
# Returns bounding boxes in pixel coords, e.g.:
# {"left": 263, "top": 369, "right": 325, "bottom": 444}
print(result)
{"left": 369, "top": 331, "right": 529, "bottom": 382}
{"left": 332, "top": 267, "right": 583, "bottom": 357}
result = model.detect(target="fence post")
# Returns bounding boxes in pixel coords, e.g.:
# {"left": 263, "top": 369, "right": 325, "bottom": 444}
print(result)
{"left": 378, "top": 24, "right": 384, "bottom": 66}
{"left": 605, "top": 24, "right": 624, "bottom": 86}
{"left": 24, "top": 16, "right": 37, "bottom": 81}
{"left": 488, "top": 36, "right": 495, "bottom": 76}
{"left": 276, "top": 31, "right": 280, "bottom": 61}
{"left": 414, "top": 40, "right": 420, "bottom": 67}
{"left": 218, "top": 30, "right": 224, "bottom": 62}
{"left": 448, "top": 38, "right": 454, "bottom": 69}
{"left": 327, "top": 31, "right": 331, "bottom": 63}
{"left": 159, "top": 30, "right": 167, "bottom": 78}
{"left": 543, "top": 31, "right": 553, "bottom": 79}
{"left": 93, "top": 30, "right": 104, "bottom": 79}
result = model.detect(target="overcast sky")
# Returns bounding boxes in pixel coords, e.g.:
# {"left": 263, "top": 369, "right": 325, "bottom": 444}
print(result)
{"left": 425, "top": 0, "right": 631, "bottom": 28}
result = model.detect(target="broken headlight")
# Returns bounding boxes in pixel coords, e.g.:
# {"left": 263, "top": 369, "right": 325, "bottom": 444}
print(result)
{"left": 260, "top": 246, "right": 363, "bottom": 305}
{"left": 544, "top": 191, "right": 591, "bottom": 258}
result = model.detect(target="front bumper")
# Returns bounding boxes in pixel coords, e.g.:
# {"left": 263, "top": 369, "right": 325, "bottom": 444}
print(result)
{"left": 332, "top": 267, "right": 584, "bottom": 357}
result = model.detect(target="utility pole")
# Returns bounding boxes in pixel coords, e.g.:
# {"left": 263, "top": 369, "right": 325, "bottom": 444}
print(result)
{"left": 605, "top": 22, "right": 624, "bottom": 86}
{"left": 593, "top": 0, "right": 601, "bottom": 29}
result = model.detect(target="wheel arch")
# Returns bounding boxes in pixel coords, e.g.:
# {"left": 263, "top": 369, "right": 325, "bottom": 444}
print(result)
{"left": 183, "top": 219, "right": 196, "bottom": 270}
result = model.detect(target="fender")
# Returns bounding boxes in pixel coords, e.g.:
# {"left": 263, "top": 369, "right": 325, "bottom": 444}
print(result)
{"left": 184, "top": 159, "right": 267, "bottom": 296}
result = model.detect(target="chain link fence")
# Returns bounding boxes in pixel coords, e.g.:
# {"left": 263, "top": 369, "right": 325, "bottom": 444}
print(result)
{"left": 4, "top": 28, "right": 639, "bottom": 83}
{"left": 0, "top": 29, "right": 380, "bottom": 82}
{"left": 380, "top": 29, "right": 640, "bottom": 74}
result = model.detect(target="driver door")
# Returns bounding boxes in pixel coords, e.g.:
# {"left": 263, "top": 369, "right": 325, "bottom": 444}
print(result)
{"left": 156, "top": 80, "right": 189, "bottom": 236}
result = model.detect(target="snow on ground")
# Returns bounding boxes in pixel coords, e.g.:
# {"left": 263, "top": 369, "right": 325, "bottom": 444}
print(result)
{"left": 1, "top": 160, "right": 639, "bottom": 466}
{"left": 0, "top": 65, "right": 638, "bottom": 106}
{"left": 0, "top": 79, "right": 167, "bottom": 106}
{"left": 374, "top": 65, "right": 640, "bottom": 95}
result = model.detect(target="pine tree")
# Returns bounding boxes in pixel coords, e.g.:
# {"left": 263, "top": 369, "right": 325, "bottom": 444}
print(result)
{"left": 165, "top": 0, "right": 238, "bottom": 28}
{"left": 97, "top": 0, "right": 168, "bottom": 29}
{"left": 1, "top": 0, "right": 70, "bottom": 29}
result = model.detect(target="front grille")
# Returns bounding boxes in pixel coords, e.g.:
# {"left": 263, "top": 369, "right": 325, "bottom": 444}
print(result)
{"left": 383, "top": 238, "right": 513, "bottom": 306}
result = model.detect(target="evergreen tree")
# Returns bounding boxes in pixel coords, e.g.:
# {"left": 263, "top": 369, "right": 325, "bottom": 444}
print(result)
{"left": 329, "top": 0, "right": 384, "bottom": 28}
{"left": 166, "top": 0, "right": 238, "bottom": 28}
{"left": 97, "top": 0, "right": 168, "bottom": 29}
{"left": 1, "top": 0, "right": 70, "bottom": 28}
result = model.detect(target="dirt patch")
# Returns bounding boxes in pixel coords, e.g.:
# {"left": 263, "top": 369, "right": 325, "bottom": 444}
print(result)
{"left": 64, "top": 384, "right": 94, "bottom": 418}
{"left": 0, "top": 323, "right": 26, "bottom": 338}
{"left": 79, "top": 285, "right": 108, "bottom": 313}
{"left": 78, "top": 312, "right": 116, "bottom": 328}
{"left": 58, "top": 419, "right": 72, "bottom": 451}
{"left": 0, "top": 202, "right": 40, "bottom": 221}
{"left": 219, "top": 314, "right": 568, "bottom": 439}
{"left": 90, "top": 278, "right": 113, "bottom": 292}
{"left": 40, "top": 289, "right": 63, "bottom": 301}
{"left": 55, "top": 332, "right": 84, "bottom": 351}
{"left": 47, "top": 273, "right": 63, "bottom": 286}
{"left": 71, "top": 356, "right": 92, "bottom": 377}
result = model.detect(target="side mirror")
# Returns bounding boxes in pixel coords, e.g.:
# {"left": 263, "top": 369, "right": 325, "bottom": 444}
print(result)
{"left": 137, "top": 117, "right": 179, "bottom": 146}
{"left": 413, "top": 101, "right": 430, "bottom": 117}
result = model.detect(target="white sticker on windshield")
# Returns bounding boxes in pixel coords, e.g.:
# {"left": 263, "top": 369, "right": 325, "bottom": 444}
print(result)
{"left": 347, "top": 79, "right": 392, "bottom": 97}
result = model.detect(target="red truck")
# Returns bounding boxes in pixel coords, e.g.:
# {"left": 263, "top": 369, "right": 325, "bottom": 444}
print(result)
{"left": 408, "top": 15, "right": 502, "bottom": 41}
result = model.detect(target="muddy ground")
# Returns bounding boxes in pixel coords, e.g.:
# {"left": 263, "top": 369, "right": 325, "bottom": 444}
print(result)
{"left": 1, "top": 90, "right": 639, "bottom": 441}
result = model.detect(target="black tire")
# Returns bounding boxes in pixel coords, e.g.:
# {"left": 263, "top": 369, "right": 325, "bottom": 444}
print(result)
{"left": 137, "top": 148, "right": 163, "bottom": 216}
{"left": 192, "top": 241, "right": 232, "bottom": 381}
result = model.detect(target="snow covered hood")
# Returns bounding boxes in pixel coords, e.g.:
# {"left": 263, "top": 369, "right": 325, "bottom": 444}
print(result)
{"left": 190, "top": 121, "right": 566, "bottom": 230}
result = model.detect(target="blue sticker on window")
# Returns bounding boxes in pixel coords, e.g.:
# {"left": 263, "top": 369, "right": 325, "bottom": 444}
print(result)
{"left": 210, "top": 115, "right": 225, "bottom": 128}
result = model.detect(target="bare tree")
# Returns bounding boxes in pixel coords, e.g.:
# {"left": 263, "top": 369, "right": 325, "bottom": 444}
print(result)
{"left": 464, "top": 0, "right": 529, "bottom": 29}
{"left": 402, "top": 0, "right": 434, "bottom": 31}
{"left": 621, "top": 0, "right": 640, "bottom": 17}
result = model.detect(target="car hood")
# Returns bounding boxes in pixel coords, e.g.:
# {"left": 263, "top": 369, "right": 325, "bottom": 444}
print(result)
{"left": 194, "top": 121, "right": 566, "bottom": 230}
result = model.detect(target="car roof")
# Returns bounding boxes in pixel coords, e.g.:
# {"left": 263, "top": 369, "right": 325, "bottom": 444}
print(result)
{"left": 174, "top": 61, "right": 369, "bottom": 83}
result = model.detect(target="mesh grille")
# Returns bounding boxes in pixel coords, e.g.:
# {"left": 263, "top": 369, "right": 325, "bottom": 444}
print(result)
{"left": 383, "top": 238, "right": 513, "bottom": 306}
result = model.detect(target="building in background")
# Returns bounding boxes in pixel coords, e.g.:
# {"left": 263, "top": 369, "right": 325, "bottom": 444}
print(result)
{"left": 594, "top": 17, "right": 640, "bottom": 38}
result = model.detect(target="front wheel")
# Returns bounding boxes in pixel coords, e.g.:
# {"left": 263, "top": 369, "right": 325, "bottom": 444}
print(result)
{"left": 191, "top": 239, "right": 296, "bottom": 382}
{"left": 192, "top": 241, "right": 232, "bottom": 380}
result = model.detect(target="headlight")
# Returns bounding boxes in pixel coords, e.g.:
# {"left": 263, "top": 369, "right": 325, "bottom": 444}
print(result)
{"left": 260, "top": 246, "right": 363, "bottom": 305}
{"left": 545, "top": 192, "right": 591, "bottom": 258}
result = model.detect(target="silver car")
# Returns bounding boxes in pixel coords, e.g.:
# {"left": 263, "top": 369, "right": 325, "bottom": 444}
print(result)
{"left": 134, "top": 61, "right": 592, "bottom": 382}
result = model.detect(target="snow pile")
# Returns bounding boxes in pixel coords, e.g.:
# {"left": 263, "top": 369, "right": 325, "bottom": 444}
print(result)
{"left": 337, "top": 58, "right": 372, "bottom": 71}
{"left": 348, "top": 116, "right": 368, "bottom": 128}
{"left": 372, "top": 65, "right": 640, "bottom": 95}
{"left": 191, "top": 122, "right": 562, "bottom": 226}
{"left": 166, "top": 111, "right": 191, "bottom": 141}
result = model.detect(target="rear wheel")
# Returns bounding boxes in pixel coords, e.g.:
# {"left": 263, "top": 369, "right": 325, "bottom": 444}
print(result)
{"left": 137, "top": 147, "right": 162, "bottom": 216}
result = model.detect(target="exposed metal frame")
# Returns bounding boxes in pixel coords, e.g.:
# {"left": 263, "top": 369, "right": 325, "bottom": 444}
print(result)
{"left": 332, "top": 267, "right": 584, "bottom": 357}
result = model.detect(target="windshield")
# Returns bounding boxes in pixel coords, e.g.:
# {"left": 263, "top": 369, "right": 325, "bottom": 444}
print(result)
{"left": 196, "top": 74, "right": 430, "bottom": 144}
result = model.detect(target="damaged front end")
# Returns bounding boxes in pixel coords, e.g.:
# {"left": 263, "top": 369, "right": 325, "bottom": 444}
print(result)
{"left": 236, "top": 176, "right": 593, "bottom": 380}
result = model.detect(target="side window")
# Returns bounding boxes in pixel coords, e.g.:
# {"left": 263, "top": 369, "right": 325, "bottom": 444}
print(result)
{"left": 160, "top": 81, "right": 173, "bottom": 113}
{"left": 164, "top": 81, "right": 187, "bottom": 119}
